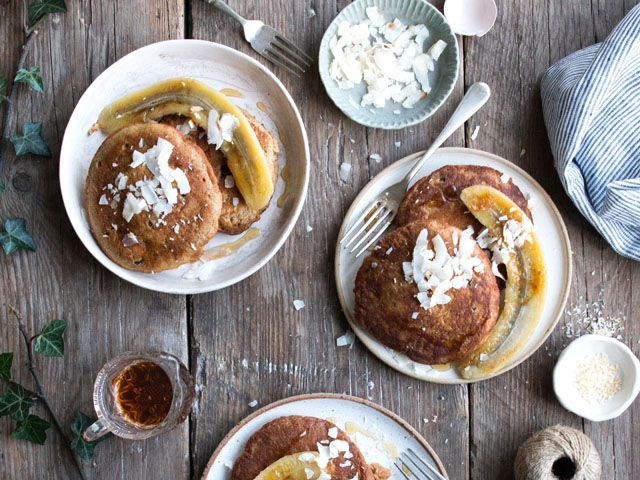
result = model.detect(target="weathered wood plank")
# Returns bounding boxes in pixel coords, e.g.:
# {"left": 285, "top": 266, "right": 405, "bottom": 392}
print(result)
{"left": 466, "top": 0, "right": 640, "bottom": 478}
{"left": 0, "top": 1, "right": 187, "bottom": 479}
{"left": 188, "top": 1, "right": 469, "bottom": 479}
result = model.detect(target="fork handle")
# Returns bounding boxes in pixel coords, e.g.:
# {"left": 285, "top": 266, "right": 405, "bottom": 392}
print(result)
{"left": 208, "top": 0, "right": 247, "bottom": 26}
{"left": 406, "top": 82, "right": 491, "bottom": 183}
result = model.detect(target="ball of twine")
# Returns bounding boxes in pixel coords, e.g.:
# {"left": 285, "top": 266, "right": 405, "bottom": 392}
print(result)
{"left": 514, "top": 425, "right": 601, "bottom": 480}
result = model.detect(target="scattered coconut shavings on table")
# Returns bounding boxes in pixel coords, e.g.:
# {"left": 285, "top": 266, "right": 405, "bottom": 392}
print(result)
{"left": 564, "top": 295, "right": 626, "bottom": 340}
{"left": 293, "top": 299, "right": 306, "bottom": 311}
{"left": 470, "top": 125, "right": 480, "bottom": 140}
{"left": 247, "top": 400, "right": 258, "bottom": 408}
{"left": 339, "top": 162, "right": 352, "bottom": 182}
{"left": 369, "top": 153, "right": 382, "bottom": 163}
{"left": 336, "top": 331, "right": 355, "bottom": 348}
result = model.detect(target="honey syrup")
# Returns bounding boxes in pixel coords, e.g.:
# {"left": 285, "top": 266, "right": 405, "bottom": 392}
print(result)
{"left": 112, "top": 361, "right": 173, "bottom": 428}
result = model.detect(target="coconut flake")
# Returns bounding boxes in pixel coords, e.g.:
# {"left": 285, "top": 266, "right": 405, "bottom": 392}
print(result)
{"left": 339, "top": 162, "right": 352, "bottom": 182}
{"left": 293, "top": 299, "right": 305, "bottom": 311}
{"left": 121, "top": 232, "right": 139, "bottom": 247}
{"left": 122, "top": 192, "right": 148, "bottom": 222}
{"left": 336, "top": 331, "right": 355, "bottom": 348}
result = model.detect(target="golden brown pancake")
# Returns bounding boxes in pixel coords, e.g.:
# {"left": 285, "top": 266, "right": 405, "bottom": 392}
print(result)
{"left": 354, "top": 219, "right": 500, "bottom": 365}
{"left": 397, "top": 165, "right": 532, "bottom": 229}
{"left": 84, "top": 123, "right": 221, "bottom": 273}
{"left": 161, "top": 113, "right": 279, "bottom": 234}
{"left": 231, "top": 416, "right": 373, "bottom": 480}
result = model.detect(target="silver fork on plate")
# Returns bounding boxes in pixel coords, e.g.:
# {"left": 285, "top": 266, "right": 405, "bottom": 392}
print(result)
{"left": 340, "top": 82, "right": 491, "bottom": 257}
{"left": 395, "top": 448, "right": 448, "bottom": 480}
{"left": 206, "top": 0, "right": 312, "bottom": 76}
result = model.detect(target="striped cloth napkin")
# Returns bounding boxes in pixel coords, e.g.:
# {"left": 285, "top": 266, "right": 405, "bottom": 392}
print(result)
{"left": 541, "top": 5, "right": 640, "bottom": 261}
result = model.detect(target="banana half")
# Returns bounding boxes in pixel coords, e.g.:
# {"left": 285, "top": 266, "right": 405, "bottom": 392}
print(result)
{"left": 96, "top": 78, "right": 274, "bottom": 211}
{"left": 457, "top": 185, "right": 546, "bottom": 380}
{"left": 253, "top": 452, "right": 322, "bottom": 480}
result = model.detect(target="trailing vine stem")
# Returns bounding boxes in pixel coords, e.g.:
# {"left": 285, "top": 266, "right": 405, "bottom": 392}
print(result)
{"left": 7, "top": 305, "right": 87, "bottom": 480}
{"left": 0, "top": 28, "right": 39, "bottom": 172}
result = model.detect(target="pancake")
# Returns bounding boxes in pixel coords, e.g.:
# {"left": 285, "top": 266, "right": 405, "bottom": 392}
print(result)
{"left": 354, "top": 219, "right": 500, "bottom": 365}
{"left": 84, "top": 123, "right": 222, "bottom": 273}
{"left": 161, "top": 112, "right": 279, "bottom": 234}
{"left": 231, "top": 416, "right": 373, "bottom": 480}
{"left": 397, "top": 165, "right": 532, "bottom": 229}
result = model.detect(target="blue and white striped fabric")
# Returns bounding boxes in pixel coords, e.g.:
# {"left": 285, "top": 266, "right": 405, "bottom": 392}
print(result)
{"left": 541, "top": 5, "right": 640, "bottom": 261}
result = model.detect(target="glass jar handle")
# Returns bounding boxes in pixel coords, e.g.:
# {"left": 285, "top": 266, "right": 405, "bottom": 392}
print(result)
{"left": 83, "top": 418, "right": 111, "bottom": 442}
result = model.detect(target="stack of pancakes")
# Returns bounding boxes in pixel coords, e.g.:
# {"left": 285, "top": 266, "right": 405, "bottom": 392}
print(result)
{"left": 354, "top": 165, "right": 532, "bottom": 365}
{"left": 232, "top": 416, "right": 385, "bottom": 480}
{"left": 84, "top": 114, "right": 278, "bottom": 273}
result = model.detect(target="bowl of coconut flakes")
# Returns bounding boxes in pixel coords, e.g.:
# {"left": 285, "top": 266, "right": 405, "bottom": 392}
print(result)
{"left": 319, "top": 0, "right": 459, "bottom": 129}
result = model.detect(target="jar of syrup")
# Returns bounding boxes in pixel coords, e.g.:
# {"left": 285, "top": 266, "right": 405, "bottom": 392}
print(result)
{"left": 84, "top": 351, "right": 194, "bottom": 441}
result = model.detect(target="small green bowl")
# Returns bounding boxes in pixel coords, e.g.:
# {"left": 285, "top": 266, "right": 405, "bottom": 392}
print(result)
{"left": 319, "top": 0, "right": 459, "bottom": 130}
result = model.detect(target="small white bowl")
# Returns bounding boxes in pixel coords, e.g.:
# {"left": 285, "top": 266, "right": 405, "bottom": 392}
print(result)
{"left": 444, "top": 0, "right": 497, "bottom": 37}
{"left": 553, "top": 335, "right": 640, "bottom": 422}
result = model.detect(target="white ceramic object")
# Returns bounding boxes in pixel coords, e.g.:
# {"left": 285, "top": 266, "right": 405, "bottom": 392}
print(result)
{"left": 444, "top": 0, "right": 497, "bottom": 37}
{"left": 60, "top": 40, "right": 310, "bottom": 294}
{"left": 335, "top": 147, "right": 572, "bottom": 383}
{"left": 553, "top": 335, "right": 640, "bottom": 422}
{"left": 201, "top": 393, "right": 448, "bottom": 479}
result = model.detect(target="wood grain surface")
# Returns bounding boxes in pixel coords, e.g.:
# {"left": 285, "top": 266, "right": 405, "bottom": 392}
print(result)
{"left": 1, "top": 1, "right": 638, "bottom": 479}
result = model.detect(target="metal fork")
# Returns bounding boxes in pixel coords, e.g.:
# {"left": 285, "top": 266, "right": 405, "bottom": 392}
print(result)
{"left": 340, "top": 82, "right": 491, "bottom": 257}
{"left": 394, "top": 448, "right": 448, "bottom": 480}
{"left": 207, "top": 0, "right": 312, "bottom": 76}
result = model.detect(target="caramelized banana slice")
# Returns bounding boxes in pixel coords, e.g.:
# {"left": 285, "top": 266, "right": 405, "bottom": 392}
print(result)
{"left": 254, "top": 452, "right": 321, "bottom": 480}
{"left": 97, "top": 78, "right": 274, "bottom": 210}
{"left": 457, "top": 185, "right": 546, "bottom": 379}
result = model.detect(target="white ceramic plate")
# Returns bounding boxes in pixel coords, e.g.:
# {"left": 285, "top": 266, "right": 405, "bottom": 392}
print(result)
{"left": 60, "top": 40, "right": 309, "bottom": 294}
{"left": 335, "top": 148, "right": 572, "bottom": 383}
{"left": 201, "top": 393, "right": 448, "bottom": 479}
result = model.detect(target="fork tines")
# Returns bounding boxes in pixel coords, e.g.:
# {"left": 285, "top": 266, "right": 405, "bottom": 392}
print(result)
{"left": 262, "top": 28, "right": 312, "bottom": 76}
{"left": 394, "top": 449, "right": 447, "bottom": 480}
{"left": 340, "top": 201, "right": 394, "bottom": 258}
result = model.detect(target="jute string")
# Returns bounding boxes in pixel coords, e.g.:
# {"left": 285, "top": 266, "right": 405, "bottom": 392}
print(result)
{"left": 514, "top": 425, "right": 601, "bottom": 480}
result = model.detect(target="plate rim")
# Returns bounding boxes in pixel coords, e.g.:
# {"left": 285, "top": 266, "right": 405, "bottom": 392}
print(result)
{"left": 59, "top": 39, "right": 310, "bottom": 295}
{"left": 334, "top": 147, "right": 573, "bottom": 384}
{"left": 200, "top": 392, "right": 449, "bottom": 480}
{"left": 317, "top": 0, "right": 460, "bottom": 130}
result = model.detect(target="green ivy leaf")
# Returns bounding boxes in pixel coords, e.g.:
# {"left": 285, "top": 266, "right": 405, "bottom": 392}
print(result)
{"left": 0, "top": 76, "right": 7, "bottom": 103}
{"left": 10, "top": 122, "right": 51, "bottom": 157}
{"left": 0, "top": 353, "right": 13, "bottom": 380}
{"left": 0, "top": 218, "right": 36, "bottom": 255}
{"left": 27, "top": 0, "right": 67, "bottom": 27}
{"left": 70, "top": 412, "right": 109, "bottom": 463}
{"left": 34, "top": 319, "right": 66, "bottom": 357}
{"left": 12, "top": 414, "right": 51, "bottom": 445}
{"left": 14, "top": 67, "right": 44, "bottom": 93}
{"left": 0, "top": 383, "right": 34, "bottom": 421}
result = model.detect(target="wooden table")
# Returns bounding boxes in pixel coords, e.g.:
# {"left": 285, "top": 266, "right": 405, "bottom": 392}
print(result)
{"left": 1, "top": 1, "right": 639, "bottom": 479}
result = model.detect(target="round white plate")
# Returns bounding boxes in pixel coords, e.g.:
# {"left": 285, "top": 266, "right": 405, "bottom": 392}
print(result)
{"left": 60, "top": 40, "right": 310, "bottom": 294}
{"left": 335, "top": 147, "right": 572, "bottom": 383}
{"left": 201, "top": 393, "right": 448, "bottom": 479}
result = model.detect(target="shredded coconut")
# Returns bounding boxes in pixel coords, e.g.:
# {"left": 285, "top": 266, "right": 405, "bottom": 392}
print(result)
{"left": 573, "top": 352, "right": 622, "bottom": 404}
